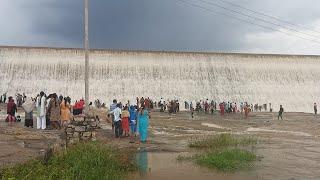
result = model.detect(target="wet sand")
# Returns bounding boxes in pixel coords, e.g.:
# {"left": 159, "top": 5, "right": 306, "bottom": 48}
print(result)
{"left": 1, "top": 104, "right": 320, "bottom": 179}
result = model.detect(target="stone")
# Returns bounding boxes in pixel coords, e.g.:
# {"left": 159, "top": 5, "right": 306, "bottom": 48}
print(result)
{"left": 75, "top": 126, "right": 86, "bottom": 132}
{"left": 68, "top": 137, "right": 79, "bottom": 144}
{"left": 74, "top": 116, "right": 85, "bottom": 122}
{"left": 90, "top": 121, "right": 97, "bottom": 127}
{"left": 66, "top": 128, "right": 74, "bottom": 133}
{"left": 67, "top": 124, "right": 75, "bottom": 129}
{"left": 73, "top": 132, "right": 80, "bottom": 138}
{"left": 82, "top": 132, "right": 92, "bottom": 137}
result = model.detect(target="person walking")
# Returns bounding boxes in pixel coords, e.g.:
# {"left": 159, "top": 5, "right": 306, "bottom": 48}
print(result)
{"left": 36, "top": 92, "right": 46, "bottom": 129}
{"left": 278, "top": 105, "right": 284, "bottom": 120}
{"left": 138, "top": 105, "right": 150, "bottom": 143}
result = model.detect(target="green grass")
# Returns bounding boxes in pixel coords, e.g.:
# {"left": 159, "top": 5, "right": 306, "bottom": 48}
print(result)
{"left": 196, "top": 149, "right": 256, "bottom": 171}
{"left": 0, "top": 142, "right": 136, "bottom": 180}
{"left": 178, "top": 134, "right": 258, "bottom": 171}
{"left": 189, "top": 134, "right": 257, "bottom": 149}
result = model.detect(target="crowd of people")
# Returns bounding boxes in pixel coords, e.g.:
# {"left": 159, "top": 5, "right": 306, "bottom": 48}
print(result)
{"left": 3, "top": 91, "right": 84, "bottom": 130}
{"left": 3, "top": 90, "right": 320, "bottom": 143}
{"left": 108, "top": 98, "right": 150, "bottom": 143}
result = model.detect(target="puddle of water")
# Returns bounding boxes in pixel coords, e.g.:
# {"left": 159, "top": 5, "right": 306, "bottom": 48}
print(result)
{"left": 130, "top": 150, "right": 255, "bottom": 180}
{"left": 246, "top": 127, "right": 312, "bottom": 137}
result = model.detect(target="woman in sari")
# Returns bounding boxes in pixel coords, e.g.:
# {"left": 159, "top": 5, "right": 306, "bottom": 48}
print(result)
{"left": 138, "top": 105, "right": 150, "bottom": 143}
{"left": 60, "top": 97, "right": 71, "bottom": 128}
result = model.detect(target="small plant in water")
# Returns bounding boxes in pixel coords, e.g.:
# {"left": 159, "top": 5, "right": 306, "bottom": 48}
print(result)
{"left": 179, "top": 134, "right": 258, "bottom": 171}
{"left": 197, "top": 149, "right": 256, "bottom": 171}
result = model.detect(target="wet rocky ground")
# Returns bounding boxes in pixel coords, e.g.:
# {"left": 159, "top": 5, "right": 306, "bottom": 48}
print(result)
{"left": 1, "top": 104, "right": 320, "bottom": 180}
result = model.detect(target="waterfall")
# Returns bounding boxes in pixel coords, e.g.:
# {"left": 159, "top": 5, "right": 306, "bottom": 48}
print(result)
{"left": 0, "top": 46, "right": 319, "bottom": 112}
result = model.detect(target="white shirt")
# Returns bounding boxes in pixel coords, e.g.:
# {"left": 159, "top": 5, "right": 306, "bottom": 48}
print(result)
{"left": 111, "top": 107, "right": 122, "bottom": 122}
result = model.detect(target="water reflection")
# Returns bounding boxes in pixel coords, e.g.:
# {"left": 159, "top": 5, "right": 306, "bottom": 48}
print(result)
{"left": 136, "top": 148, "right": 149, "bottom": 176}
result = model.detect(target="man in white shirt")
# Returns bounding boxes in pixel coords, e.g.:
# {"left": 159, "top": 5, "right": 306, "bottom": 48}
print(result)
{"left": 109, "top": 103, "right": 122, "bottom": 138}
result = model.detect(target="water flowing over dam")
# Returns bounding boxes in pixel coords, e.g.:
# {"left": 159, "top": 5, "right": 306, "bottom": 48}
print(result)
{"left": 0, "top": 46, "right": 319, "bottom": 112}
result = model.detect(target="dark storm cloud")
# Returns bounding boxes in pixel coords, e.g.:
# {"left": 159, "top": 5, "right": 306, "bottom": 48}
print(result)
{"left": 1, "top": 0, "right": 320, "bottom": 54}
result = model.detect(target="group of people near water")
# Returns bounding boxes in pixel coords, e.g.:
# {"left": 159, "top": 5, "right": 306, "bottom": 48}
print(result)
{"left": 4, "top": 91, "right": 81, "bottom": 130}
{"left": 108, "top": 98, "right": 150, "bottom": 143}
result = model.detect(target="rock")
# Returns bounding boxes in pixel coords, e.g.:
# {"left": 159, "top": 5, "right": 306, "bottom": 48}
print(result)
{"left": 75, "top": 126, "right": 86, "bottom": 132}
{"left": 74, "top": 116, "right": 85, "bottom": 122}
{"left": 67, "top": 124, "right": 75, "bottom": 128}
{"left": 90, "top": 121, "right": 97, "bottom": 127}
{"left": 66, "top": 128, "right": 74, "bottom": 133}
{"left": 73, "top": 132, "right": 80, "bottom": 138}
{"left": 82, "top": 132, "right": 92, "bottom": 137}
{"left": 68, "top": 137, "right": 80, "bottom": 144}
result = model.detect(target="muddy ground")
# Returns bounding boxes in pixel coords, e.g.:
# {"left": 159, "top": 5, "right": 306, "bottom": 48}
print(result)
{"left": 0, "top": 104, "right": 320, "bottom": 180}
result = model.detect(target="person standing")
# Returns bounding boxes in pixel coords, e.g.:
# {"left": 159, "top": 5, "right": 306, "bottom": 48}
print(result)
{"left": 138, "top": 105, "right": 150, "bottom": 143}
{"left": 121, "top": 106, "right": 130, "bottom": 137}
{"left": 278, "top": 105, "right": 284, "bottom": 120}
{"left": 48, "top": 94, "right": 61, "bottom": 129}
{"left": 314, "top": 103, "right": 317, "bottom": 116}
{"left": 22, "top": 97, "right": 35, "bottom": 128}
{"left": 109, "top": 103, "right": 122, "bottom": 138}
{"left": 129, "top": 105, "right": 137, "bottom": 143}
{"left": 109, "top": 99, "right": 118, "bottom": 133}
{"left": 6, "top": 97, "right": 17, "bottom": 122}
{"left": 60, "top": 97, "right": 71, "bottom": 128}
{"left": 36, "top": 92, "right": 46, "bottom": 129}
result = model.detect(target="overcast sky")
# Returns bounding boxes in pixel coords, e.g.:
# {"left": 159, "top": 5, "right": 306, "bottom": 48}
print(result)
{"left": 1, "top": 0, "right": 320, "bottom": 55}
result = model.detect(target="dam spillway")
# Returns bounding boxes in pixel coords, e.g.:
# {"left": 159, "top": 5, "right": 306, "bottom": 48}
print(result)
{"left": 0, "top": 46, "right": 319, "bottom": 112}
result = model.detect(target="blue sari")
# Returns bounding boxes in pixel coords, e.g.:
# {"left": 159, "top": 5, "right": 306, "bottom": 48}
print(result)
{"left": 138, "top": 110, "right": 149, "bottom": 142}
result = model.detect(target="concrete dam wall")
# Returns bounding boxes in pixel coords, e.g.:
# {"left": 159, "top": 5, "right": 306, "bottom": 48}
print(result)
{"left": 0, "top": 46, "right": 319, "bottom": 112}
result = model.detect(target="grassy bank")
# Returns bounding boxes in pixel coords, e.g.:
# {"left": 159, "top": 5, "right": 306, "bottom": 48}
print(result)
{"left": 181, "top": 134, "right": 258, "bottom": 171}
{"left": 0, "top": 142, "right": 136, "bottom": 180}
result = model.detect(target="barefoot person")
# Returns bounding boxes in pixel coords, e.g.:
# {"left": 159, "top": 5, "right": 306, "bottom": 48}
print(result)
{"left": 314, "top": 103, "right": 317, "bottom": 116}
{"left": 138, "top": 105, "right": 150, "bottom": 143}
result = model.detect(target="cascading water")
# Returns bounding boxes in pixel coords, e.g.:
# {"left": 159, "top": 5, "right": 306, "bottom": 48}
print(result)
{"left": 0, "top": 46, "right": 319, "bottom": 112}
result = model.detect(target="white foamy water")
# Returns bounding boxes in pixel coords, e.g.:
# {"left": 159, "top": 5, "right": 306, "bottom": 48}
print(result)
{"left": 201, "top": 123, "right": 231, "bottom": 130}
{"left": 0, "top": 46, "right": 320, "bottom": 112}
